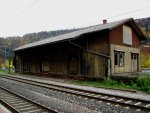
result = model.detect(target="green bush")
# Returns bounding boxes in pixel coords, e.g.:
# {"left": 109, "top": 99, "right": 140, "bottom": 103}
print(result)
{"left": 134, "top": 77, "right": 150, "bottom": 93}
{"left": 74, "top": 77, "right": 150, "bottom": 94}
{"left": 110, "top": 76, "right": 137, "bottom": 84}
{"left": 141, "top": 53, "right": 150, "bottom": 68}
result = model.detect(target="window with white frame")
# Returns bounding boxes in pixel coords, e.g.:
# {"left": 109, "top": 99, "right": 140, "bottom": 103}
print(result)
{"left": 123, "top": 25, "right": 132, "bottom": 45}
{"left": 114, "top": 51, "right": 124, "bottom": 67}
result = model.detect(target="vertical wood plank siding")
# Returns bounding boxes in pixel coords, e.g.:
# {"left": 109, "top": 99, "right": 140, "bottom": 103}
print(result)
{"left": 109, "top": 26, "right": 123, "bottom": 46}
{"left": 109, "top": 24, "right": 140, "bottom": 48}
{"left": 15, "top": 55, "right": 22, "bottom": 72}
{"left": 15, "top": 31, "right": 109, "bottom": 79}
{"left": 132, "top": 29, "right": 140, "bottom": 48}
{"left": 82, "top": 31, "right": 109, "bottom": 79}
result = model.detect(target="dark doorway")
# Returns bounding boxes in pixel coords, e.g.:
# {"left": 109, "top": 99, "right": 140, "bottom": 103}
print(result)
{"left": 68, "top": 54, "right": 78, "bottom": 75}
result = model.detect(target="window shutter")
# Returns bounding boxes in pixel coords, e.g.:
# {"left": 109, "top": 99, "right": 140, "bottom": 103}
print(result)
{"left": 123, "top": 25, "right": 132, "bottom": 45}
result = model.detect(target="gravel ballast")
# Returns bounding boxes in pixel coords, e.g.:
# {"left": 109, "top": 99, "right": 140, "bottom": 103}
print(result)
{"left": 6, "top": 74, "right": 150, "bottom": 101}
{"left": 0, "top": 78, "right": 146, "bottom": 113}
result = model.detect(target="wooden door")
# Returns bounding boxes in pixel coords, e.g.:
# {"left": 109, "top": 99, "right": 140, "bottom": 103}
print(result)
{"left": 131, "top": 53, "right": 138, "bottom": 72}
{"left": 42, "top": 60, "right": 49, "bottom": 72}
{"left": 68, "top": 54, "right": 78, "bottom": 75}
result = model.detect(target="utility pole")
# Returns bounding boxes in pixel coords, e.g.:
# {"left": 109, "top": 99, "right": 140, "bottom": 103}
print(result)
{"left": 8, "top": 46, "right": 11, "bottom": 74}
{"left": 4, "top": 47, "right": 6, "bottom": 64}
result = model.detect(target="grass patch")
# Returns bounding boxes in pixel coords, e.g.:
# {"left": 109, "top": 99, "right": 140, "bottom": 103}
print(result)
{"left": 73, "top": 77, "right": 150, "bottom": 94}
{"left": 0, "top": 69, "right": 15, "bottom": 74}
{"left": 73, "top": 80, "right": 132, "bottom": 90}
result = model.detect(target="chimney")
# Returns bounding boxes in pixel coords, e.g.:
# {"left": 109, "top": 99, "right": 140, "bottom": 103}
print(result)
{"left": 103, "top": 19, "right": 107, "bottom": 24}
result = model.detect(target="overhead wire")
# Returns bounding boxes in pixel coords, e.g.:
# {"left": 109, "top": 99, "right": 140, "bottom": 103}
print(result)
{"left": 77, "top": 6, "right": 150, "bottom": 27}
{"left": 2, "top": 0, "right": 150, "bottom": 37}
{"left": 105, "top": 6, "right": 150, "bottom": 20}
{"left": 7, "top": 0, "right": 40, "bottom": 24}
{"left": 2, "top": 0, "right": 41, "bottom": 37}
{"left": 5, "top": 1, "right": 150, "bottom": 27}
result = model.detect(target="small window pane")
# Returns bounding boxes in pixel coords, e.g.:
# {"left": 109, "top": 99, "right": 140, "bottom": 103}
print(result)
{"left": 114, "top": 52, "right": 118, "bottom": 65}
{"left": 119, "top": 53, "right": 124, "bottom": 66}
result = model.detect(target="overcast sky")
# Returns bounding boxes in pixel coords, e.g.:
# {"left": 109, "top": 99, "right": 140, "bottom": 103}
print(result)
{"left": 0, "top": 0, "right": 150, "bottom": 37}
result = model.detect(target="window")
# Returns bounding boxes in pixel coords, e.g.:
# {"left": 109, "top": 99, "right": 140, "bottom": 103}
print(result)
{"left": 123, "top": 25, "right": 132, "bottom": 45}
{"left": 114, "top": 51, "right": 124, "bottom": 67}
{"left": 131, "top": 53, "right": 138, "bottom": 60}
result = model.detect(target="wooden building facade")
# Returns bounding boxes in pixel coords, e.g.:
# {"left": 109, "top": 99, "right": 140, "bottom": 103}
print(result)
{"left": 14, "top": 18, "right": 145, "bottom": 79}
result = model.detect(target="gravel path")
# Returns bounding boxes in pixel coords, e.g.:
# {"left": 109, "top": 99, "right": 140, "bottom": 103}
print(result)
{"left": 0, "top": 78, "right": 145, "bottom": 113}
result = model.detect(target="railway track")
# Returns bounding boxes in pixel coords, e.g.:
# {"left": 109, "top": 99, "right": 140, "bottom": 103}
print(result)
{"left": 0, "top": 74, "right": 150, "bottom": 112}
{"left": 0, "top": 86, "right": 58, "bottom": 113}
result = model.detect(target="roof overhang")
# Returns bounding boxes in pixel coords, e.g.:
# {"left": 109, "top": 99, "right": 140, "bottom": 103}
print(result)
{"left": 13, "top": 18, "right": 146, "bottom": 52}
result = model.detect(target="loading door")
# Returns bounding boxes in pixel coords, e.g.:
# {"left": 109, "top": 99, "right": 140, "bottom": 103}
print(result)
{"left": 42, "top": 60, "right": 49, "bottom": 72}
{"left": 131, "top": 53, "right": 139, "bottom": 72}
{"left": 68, "top": 54, "right": 78, "bottom": 75}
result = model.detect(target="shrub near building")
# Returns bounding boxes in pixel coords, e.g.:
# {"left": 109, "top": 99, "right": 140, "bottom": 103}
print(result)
{"left": 141, "top": 53, "right": 150, "bottom": 68}
{"left": 133, "top": 77, "right": 150, "bottom": 93}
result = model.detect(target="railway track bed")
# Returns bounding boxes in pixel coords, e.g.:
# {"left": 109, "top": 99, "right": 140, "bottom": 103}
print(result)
{"left": 0, "top": 86, "right": 57, "bottom": 113}
{"left": 0, "top": 74, "right": 150, "bottom": 113}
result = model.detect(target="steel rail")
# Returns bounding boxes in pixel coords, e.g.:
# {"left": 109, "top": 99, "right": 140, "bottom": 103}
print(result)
{"left": 0, "top": 85, "right": 58, "bottom": 113}
{"left": 0, "top": 97, "right": 20, "bottom": 113}
{"left": 0, "top": 74, "right": 150, "bottom": 112}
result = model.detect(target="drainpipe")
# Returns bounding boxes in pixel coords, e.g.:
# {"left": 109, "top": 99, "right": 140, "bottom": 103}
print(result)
{"left": 69, "top": 40, "right": 111, "bottom": 80}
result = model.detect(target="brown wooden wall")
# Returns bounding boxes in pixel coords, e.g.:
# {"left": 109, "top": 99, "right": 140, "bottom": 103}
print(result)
{"left": 15, "top": 30, "right": 109, "bottom": 79}
{"left": 81, "top": 31, "right": 109, "bottom": 79}
{"left": 132, "top": 29, "right": 140, "bottom": 48}
{"left": 87, "top": 31, "right": 109, "bottom": 54}
{"left": 109, "top": 26, "right": 123, "bottom": 46}
{"left": 15, "top": 55, "right": 22, "bottom": 72}
{"left": 109, "top": 23, "right": 140, "bottom": 48}
{"left": 15, "top": 42, "right": 82, "bottom": 77}
{"left": 82, "top": 52, "right": 106, "bottom": 79}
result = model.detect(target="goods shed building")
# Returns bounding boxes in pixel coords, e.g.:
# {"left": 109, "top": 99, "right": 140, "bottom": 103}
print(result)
{"left": 13, "top": 18, "right": 146, "bottom": 79}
